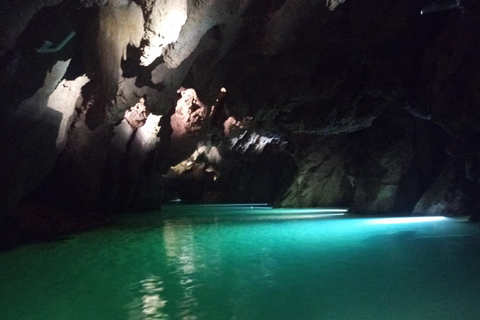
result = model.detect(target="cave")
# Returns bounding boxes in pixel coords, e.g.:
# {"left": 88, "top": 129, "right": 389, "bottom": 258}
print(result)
{"left": 1, "top": 0, "right": 480, "bottom": 318}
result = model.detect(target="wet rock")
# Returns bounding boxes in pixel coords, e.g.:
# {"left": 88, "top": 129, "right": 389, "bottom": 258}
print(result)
{"left": 280, "top": 134, "right": 354, "bottom": 208}
{"left": 124, "top": 97, "right": 148, "bottom": 129}
{"left": 281, "top": 111, "right": 447, "bottom": 214}
{"left": 1, "top": 0, "right": 480, "bottom": 223}
{"left": 413, "top": 159, "right": 480, "bottom": 218}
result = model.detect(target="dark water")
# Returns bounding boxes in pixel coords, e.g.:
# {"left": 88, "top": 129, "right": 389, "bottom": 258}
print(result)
{"left": 1, "top": 205, "right": 480, "bottom": 320}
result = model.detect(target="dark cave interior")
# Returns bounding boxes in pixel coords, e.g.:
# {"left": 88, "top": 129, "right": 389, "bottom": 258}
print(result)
{"left": 1, "top": 0, "right": 480, "bottom": 249}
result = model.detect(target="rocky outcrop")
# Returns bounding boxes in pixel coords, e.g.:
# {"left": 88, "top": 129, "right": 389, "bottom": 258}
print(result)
{"left": 280, "top": 134, "right": 354, "bottom": 208}
{"left": 0, "top": 60, "right": 70, "bottom": 216}
{"left": 124, "top": 97, "right": 148, "bottom": 129}
{"left": 162, "top": 124, "right": 295, "bottom": 204}
{"left": 2, "top": 0, "right": 480, "bottom": 248}
{"left": 281, "top": 111, "right": 447, "bottom": 213}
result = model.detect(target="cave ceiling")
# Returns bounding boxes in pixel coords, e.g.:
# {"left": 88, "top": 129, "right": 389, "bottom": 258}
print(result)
{"left": 1, "top": 0, "right": 480, "bottom": 223}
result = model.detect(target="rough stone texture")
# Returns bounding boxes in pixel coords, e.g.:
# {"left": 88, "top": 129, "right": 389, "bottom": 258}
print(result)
{"left": 48, "top": 112, "right": 113, "bottom": 211}
{"left": 172, "top": 88, "right": 209, "bottom": 135}
{"left": 162, "top": 125, "right": 295, "bottom": 204}
{"left": 139, "top": 0, "right": 188, "bottom": 66}
{"left": 161, "top": 0, "right": 251, "bottom": 69}
{"left": 124, "top": 97, "right": 148, "bottom": 129}
{"left": 280, "top": 135, "right": 354, "bottom": 208}
{"left": 0, "top": 60, "right": 69, "bottom": 215}
{"left": 102, "top": 111, "right": 162, "bottom": 212}
{"left": 281, "top": 111, "right": 448, "bottom": 213}
{"left": 413, "top": 160, "right": 465, "bottom": 216}
{"left": 83, "top": 1, "right": 144, "bottom": 129}
{"left": 48, "top": 75, "right": 91, "bottom": 150}
{"left": 3, "top": 0, "right": 480, "bottom": 247}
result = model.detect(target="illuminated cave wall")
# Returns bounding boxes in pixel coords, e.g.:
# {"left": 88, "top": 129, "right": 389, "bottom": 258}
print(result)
{"left": 83, "top": 1, "right": 144, "bottom": 129}
{"left": 1, "top": 0, "right": 480, "bottom": 232}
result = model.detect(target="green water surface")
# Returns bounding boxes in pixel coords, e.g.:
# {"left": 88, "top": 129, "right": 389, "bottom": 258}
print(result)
{"left": 1, "top": 206, "right": 480, "bottom": 320}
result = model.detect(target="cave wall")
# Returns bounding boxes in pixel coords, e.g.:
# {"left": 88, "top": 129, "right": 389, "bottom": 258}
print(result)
{"left": 1, "top": 0, "right": 480, "bottom": 238}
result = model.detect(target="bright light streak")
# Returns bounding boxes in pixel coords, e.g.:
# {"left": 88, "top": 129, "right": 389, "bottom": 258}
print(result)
{"left": 370, "top": 216, "right": 446, "bottom": 225}
{"left": 250, "top": 213, "right": 346, "bottom": 221}
{"left": 162, "top": 205, "right": 349, "bottom": 219}
{"left": 195, "top": 203, "right": 270, "bottom": 207}
{"left": 273, "top": 208, "right": 348, "bottom": 214}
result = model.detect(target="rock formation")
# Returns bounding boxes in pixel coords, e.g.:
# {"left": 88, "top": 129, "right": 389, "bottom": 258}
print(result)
{"left": 1, "top": 0, "right": 480, "bottom": 247}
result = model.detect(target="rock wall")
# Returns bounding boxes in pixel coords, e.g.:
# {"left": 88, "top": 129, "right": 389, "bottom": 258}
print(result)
{"left": 2, "top": 0, "right": 480, "bottom": 246}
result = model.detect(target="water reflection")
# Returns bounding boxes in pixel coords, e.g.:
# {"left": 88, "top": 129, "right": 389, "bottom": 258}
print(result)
{"left": 123, "top": 212, "right": 480, "bottom": 320}
{"left": 2, "top": 210, "right": 480, "bottom": 320}
{"left": 164, "top": 220, "right": 200, "bottom": 319}
{"left": 129, "top": 276, "right": 167, "bottom": 319}
{"left": 128, "top": 214, "right": 286, "bottom": 320}
{"left": 130, "top": 220, "right": 202, "bottom": 319}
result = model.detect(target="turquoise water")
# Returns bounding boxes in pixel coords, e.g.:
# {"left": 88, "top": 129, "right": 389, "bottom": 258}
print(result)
{"left": 1, "top": 205, "right": 480, "bottom": 320}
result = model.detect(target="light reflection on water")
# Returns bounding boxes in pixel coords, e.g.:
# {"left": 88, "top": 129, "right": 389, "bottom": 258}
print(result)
{"left": 1, "top": 207, "right": 480, "bottom": 320}
{"left": 129, "top": 276, "right": 167, "bottom": 320}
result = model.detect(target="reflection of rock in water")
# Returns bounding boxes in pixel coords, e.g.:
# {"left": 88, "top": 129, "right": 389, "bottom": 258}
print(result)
{"left": 163, "top": 220, "right": 200, "bottom": 318}
{"left": 128, "top": 276, "right": 168, "bottom": 320}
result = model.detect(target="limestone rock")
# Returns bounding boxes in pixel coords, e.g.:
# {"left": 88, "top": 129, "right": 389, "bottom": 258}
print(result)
{"left": 413, "top": 160, "right": 480, "bottom": 217}
{"left": 161, "top": 0, "right": 250, "bottom": 68}
{"left": 0, "top": 60, "right": 69, "bottom": 214}
{"left": 124, "top": 98, "right": 148, "bottom": 129}
{"left": 140, "top": 0, "right": 188, "bottom": 66}
{"left": 2, "top": 0, "right": 480, "bottom": 231}
{"left": 280, "top": 134, "right": 354, "bottom": 208}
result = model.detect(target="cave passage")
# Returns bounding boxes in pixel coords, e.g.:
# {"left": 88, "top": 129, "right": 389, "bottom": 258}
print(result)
{"left": 1, "top": 206, "right": 480, "bottom": 320}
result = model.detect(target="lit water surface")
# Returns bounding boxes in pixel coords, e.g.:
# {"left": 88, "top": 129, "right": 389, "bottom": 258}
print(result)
{"left": 1, "top": 205, "right": 480, "bottom": 320}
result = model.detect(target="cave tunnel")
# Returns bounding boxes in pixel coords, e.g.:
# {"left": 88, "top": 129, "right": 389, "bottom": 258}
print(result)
{"left": 1, "top": 0, "right": 480, "bottom": 319}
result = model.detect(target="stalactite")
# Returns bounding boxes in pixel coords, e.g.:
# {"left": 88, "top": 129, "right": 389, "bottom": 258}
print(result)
{"left": 85, "top": 1, "right": 144, "bottom": 129}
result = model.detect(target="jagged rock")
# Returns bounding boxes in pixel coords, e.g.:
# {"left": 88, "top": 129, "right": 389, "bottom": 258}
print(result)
{"left": 139, "top": 0, "right": 188, "bottom": 66}
{"left": 172, "top": 88, "right": 209, "bottom": 134}
{"left": 280, "top": 134, "right": 354, "bottom": 208}
{"left": 84, "top": 0, "right": 144, "bottom": 129}
{"left": 0, "top": 60, "right": 69, "bottom": 215}
{"left": 413, "top": 160, "right": 467, "bottom": 216}
{"left": 161, "top": 0, "right": 250, "bottom": 68}
{"left": 282, "top": 112, "right": 447, "bottom": 213}
{"left": 223, "top": 116, "right": 253, "bottom": 137}
{"left": 48, "top": 75, "right": 91, "bottom": 150}
{"left": 2, "top": 0, "right": 480, "bottom": 246}
{"left": 124, "top": 98, "right": 148, "bottom": 129}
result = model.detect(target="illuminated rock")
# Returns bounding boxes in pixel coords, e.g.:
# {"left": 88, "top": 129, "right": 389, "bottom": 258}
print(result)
{"left": 161, "top": 0, "right": 250, "bottom": 68}
{"left": 140, "top": 0, "right": 188, "bottom": 66}
{"left": 85, "top": 1, "right": 144, "bottom": 128}
{"left": 124, "top": 98, "right": 148, "bottom": 129}
{"left": 47, "top": 75, "right": 90, "bottom": 151}
{"left": 223, "top": 116, "right": 253, "bottom": 137}
{"left": 2, "top": 0, "right": 480, "bottom": 228}
{"left": 326, "top": 0, "right": 345, "bottom": 11}
{"left": 171, "top": 87, "right": 209, "bottom": 139}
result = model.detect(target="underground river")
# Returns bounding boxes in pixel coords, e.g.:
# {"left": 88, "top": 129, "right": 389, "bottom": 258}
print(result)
{"left": 1, "top": 205, "right": 480, "bottom": 319}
